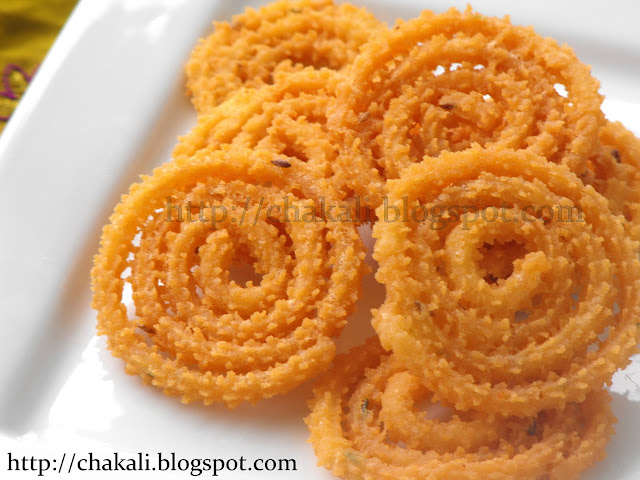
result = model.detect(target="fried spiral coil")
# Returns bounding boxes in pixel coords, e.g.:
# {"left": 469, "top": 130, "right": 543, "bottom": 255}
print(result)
{"left": 589, "top": 120, "right": 640, "bottom": 240}
{"left": 330, "top": 7, "right": 603, "bottom": 207}
{"left": 372, "top": 146, "right": 640, "bottom": 416}
{"left": 185, "top": 0, "right": 384, "bottom": 112}
{"left": 91, "top": 147, "right": 366, "bottom": 407}
{"left": 306, "top": 339, "right": 615, "bottom": 480}
{"left": 174, "top": 68, "right": 340, "bottom": 184}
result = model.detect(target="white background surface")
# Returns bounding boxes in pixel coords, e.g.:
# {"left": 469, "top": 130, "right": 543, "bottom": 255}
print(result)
{"left": 0, "top": 0, "right": 639, "bottom": 479}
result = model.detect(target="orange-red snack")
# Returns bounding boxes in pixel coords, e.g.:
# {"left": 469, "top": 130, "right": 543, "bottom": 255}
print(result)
{"left": 306, "top": 339, "right": 615, "bottom": 480}
{"left": 185, "top": 0, "right": 384, "bottom": 112}
{"left": 589, "top": 120, "right": 640, "bottom": 240}
{"left": 329, "top": 7, "right": 603, "bottom": 207}
{"left": 174, "top": 68, "right": 340, "bottom": 185}
{"left": 373, "top": 146, "right": 640, "bottom": 416}
{"left": 91, "top": 147, "right": 366, "bottom": 407}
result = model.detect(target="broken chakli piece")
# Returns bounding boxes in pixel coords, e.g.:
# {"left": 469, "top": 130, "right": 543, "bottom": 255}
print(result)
{"left": 372, "top": 146, "right": 640, "bottom": 417}
{"left": 91, "top": 147, "right": 366, "bottom": 407}
{"left": 305, "top": 338, "right": 615, "bottom": 480}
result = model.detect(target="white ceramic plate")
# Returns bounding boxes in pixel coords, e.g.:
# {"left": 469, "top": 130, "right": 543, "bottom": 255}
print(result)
{"left": 1, "top": 1, "right": 639, "bottom": 479}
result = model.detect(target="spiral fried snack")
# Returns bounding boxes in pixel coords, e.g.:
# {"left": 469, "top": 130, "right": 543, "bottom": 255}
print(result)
{"left": 589, "top": 120, "right": 640, "bottom": 240}
{"left": 306, "top": 339, "right": 615, "bottom": 480}
{"left": 174, "top": 68, "right": 339, "bottom": 184}
{"left": 330, "top": 7, "right": 603, "bottom": 207}
{"left": 373, "top": 146, "right": 640, "bottom": 416}
{"left": 185, "top": 0, "right": 384, "bottom": 112}
{"left": 91, "top": 147, "right": 366, "bottom": 407}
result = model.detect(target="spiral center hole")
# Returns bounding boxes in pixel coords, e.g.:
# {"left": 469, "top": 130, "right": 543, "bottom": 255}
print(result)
{"left": 479, "top": 240, "right": 527, "bottom": 284}
{"left": 417, "top": 399, "right": 454, "bottom": 422}
{"left": 228, "top": 258, "right": 262, "bottom": 287}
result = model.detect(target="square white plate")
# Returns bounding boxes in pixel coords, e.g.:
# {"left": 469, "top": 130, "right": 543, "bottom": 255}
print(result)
{"left": 1, "top": 1, "right": 639, "bottom": 479}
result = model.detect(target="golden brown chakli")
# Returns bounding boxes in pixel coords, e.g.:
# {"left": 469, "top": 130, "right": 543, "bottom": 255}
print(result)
{"left": 92, "top": 147, "right": 366, "bottom": 407}
{"left": 372, "top": 147, "right": 640, "bottom": 416}
{"left": 185, "top": 0, "right": 384, "bottom": 112}
{"left": 306, "top": 338, "right": 615, "bottom": 480}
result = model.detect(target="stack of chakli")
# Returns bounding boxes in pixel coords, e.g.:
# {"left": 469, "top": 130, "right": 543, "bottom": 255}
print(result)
{"left": 91, "top": 2, "right": 640, "bottom": 479}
